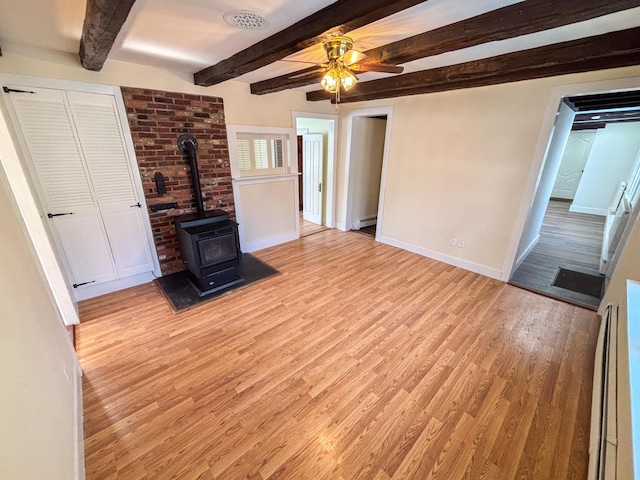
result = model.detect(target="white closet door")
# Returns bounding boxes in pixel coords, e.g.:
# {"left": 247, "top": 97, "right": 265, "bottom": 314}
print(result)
{"left": 66, "top": 91, "right": 154, "bottom": 277}
{"left": 7, "top": 86, "right": 117, "bottom": 286}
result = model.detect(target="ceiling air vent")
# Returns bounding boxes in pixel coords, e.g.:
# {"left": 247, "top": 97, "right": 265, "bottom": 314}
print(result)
{"left": 223, "top": 10, "right": 270, "bottom": 30}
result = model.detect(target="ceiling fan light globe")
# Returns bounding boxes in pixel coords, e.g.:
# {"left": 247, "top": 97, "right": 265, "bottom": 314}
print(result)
{"left": 340, "top": 68, "right": 358, "bottom": 91}
{"left": 321, "top": 69, "right": 340, "bottom": 93}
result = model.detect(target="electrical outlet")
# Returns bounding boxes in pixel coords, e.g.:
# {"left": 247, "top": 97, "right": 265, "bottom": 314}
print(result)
{"left": 449, "top": 237, "right": 457, "bottom": 247}
{"left": 458, "top": 239, "right": 465, "bottom": 248}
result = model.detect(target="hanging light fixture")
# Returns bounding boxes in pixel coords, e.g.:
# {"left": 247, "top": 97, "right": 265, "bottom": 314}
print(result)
{"left": 320, "top": 36, "right": 361, "bottom": 103}
{"left": 313, "top": 35, "right": 405, "bottom": 103}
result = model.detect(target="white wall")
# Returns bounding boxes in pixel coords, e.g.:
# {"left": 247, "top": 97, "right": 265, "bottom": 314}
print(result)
{"left": 514, "top": 100, "right": 575, "bottom": 269}
{"left": 599, "top": 211, "right": 640, "bottom": 480}
{"left": 335, "top": 65, "right": 640, "bottom": 279}
{"left": 235, "top": 179, "right": 298, "bottom": 252}
{"left": 572, "top": 122, "right": 640, "bottom": 216}
{"left": 350, "top": 117, "right": 386, "bottom": 228}
{"left": 0, "top": 167, "right": 82, "bottom": 479}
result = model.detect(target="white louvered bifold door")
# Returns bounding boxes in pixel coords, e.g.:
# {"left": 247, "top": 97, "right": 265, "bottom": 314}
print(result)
{"left": 7, "top": 86, "right": 118, "bottom": 287}
{"left": 67, "top": 91, "right": 154, "bottom": 278}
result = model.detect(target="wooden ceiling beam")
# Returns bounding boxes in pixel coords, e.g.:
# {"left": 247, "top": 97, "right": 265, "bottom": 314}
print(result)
{"left": 194, "top": 0, "right": 428, "bottom": 87}
{"left": 566, "top": 91, "right": 640, "bottom": 110}
{"left": 306, "top": 27, "right": 640, "bottom": 103}
{"left": 252, "top": 0, "right": 640, "bottom": 95}
{"left": 251, "top": 68, "right": 324, "bottom": 95}
{"left": 79, "top": 0, "right": 137, "bottom": 71}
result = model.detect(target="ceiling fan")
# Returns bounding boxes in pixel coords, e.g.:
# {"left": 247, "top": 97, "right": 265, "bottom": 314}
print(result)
{"left": 312, "top": 36, "right": 404, "bottom": 101}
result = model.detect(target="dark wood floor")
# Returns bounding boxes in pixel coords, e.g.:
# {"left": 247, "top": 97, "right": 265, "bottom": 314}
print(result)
{"left": 353, "top": 224, "right": 377, "bottom": 238}
{"left": 510, "top": 200, "right": 605, "bottom": 310}
{"left": 77, "top": 229, "right": 598, "bottom": 479}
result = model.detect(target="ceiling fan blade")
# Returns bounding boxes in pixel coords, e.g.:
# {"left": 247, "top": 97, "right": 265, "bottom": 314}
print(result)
{"left": 339, "top": 49, "right": 367, "bottom": 66}
{"left": 351, "top": 63, "right": 404, "bottom": 74}
{"left": 288, "top": 67, "right": 326, "bottom": 79}
{"left": 280, "top": 59, "right": 326, "bottom": 66}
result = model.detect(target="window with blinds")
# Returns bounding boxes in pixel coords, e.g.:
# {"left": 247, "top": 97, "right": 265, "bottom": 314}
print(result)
{"left": 236, "top": 133, "right": 288, "bottom": 177}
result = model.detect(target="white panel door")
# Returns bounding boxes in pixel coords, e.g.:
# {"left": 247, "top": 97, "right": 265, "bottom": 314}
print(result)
{"left": 552, "top": 131, "right": 596, "bottom": 200}
{"left": 66, "top": 91, "right": 154, "bottom": 277}
{"left": 7, "top": 86, "right": 118, "bottom": 287}
{"left": 302, "top": 134, "right": 323, "bottom": 225}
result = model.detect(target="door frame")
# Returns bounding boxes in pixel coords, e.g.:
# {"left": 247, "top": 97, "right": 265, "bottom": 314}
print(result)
{"left": 292, "top": 111, "right": 338, "bottom": 228}
{"left": 342, "top": 105, "right": 393, "bottom": 242}
{"left": 301, "top": 133, "right": 324, "bottom": 224}
{"left": 0, "top": 74, "right": 161, "bottom": 314}
{"left": 503, "top": 75, "right": 640, "bottom": 282}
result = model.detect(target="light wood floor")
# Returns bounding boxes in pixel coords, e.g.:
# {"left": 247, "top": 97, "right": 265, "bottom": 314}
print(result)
{"left": 77, "top": 229, "right": 599, "bottom": 479}
{"left": 300, "top": 212, "right": 329, "bottom": 237}
{"left": 510, "top": 200, "right": 605, "bottom": 310}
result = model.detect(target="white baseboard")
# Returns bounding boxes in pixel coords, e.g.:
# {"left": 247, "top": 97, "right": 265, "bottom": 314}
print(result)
{"left": 74, "top": 364, "right": 85, "bottom": 480}
{"left": 514, "top": 234, "right": 540, "bottom": 272}
{"left": 569, "top": 204, "right": 607, "bottom": 216}
{"left": 242, "top": 230, "right": 299, "bottom": 252}
{"left": 72, "top": 271, "right": 155, "bottom": 301}
{"left": 336, "top": 221, "right": 347, "bottom": 232}
{"left": 379, "top": 236, "right": 502, "bottom": 280}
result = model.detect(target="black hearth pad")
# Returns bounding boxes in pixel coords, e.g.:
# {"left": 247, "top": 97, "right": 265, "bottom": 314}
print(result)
{"left": 156, "top": 253, "right": 279, "bottom": 312}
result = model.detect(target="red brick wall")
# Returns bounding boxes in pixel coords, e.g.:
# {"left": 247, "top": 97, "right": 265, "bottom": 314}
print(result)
{"left": 121, "top": 87, "right": 234, "bottom": 275}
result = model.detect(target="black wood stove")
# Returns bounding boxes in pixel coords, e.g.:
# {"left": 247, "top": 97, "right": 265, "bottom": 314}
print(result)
{"left": 173, "top": 135, "right": 241, "bottom": 295}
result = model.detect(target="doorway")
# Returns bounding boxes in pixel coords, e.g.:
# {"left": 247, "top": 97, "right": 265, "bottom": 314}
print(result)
{"left": 342, "top": 106, "right": 393, "bottom": 242}
{"left": 508, "top": 87, "right": 640, "bottom": 309}
{"left": 293, "top": 112, "right": 337, "bottom": 237}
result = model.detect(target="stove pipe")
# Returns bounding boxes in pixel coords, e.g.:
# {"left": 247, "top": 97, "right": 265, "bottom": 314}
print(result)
{"left": 178, "top": 134, "right": 204, "bottom": 214}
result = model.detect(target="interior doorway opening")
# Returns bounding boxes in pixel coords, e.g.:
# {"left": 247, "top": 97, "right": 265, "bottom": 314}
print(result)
{"left": 342, "top": 106, "right": 393, "bottom": 242}
{"left": 293, "top": 112, "right": 337, "bottom": 238}
{"left": 509, "top": 88, "right": 640, "bottom": 310}
{"left": 348, "top": 115, "right": 387, "bottom": 239}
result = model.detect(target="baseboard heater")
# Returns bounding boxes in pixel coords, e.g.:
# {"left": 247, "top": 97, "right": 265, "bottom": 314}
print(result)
{"left": 354, "top": 216, "right": 377, "bottom": 229}
{"left": 588, "top": 304, "right": 618, "bottom": 480}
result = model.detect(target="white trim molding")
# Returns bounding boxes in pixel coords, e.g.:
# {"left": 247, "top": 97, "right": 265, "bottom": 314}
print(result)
{"left": 342, "top": 105, "right": 394, "bottom": 240}
{"left": 381, "top": 235, "right": 502, "bottom": 280}
{"left": 242, "top": 230, "right": 299, "bottom": 253}
{"left": 514, "top": 234, "right": 540, "bottom": 272}
{"left": 292, "top": 111, "right": 338, "bottom": 228}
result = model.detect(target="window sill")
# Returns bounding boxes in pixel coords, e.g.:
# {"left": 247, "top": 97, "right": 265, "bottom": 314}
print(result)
{"left": 232, "top": 173, "right": 298, "bottom": 185}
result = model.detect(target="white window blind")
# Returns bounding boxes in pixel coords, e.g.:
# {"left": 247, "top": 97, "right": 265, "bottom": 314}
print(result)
{"left": 236, "top": 133, "right": 288, "bottom": 177}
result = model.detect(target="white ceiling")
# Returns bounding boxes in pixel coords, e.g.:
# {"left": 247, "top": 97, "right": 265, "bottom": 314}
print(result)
{"left": 1, "top": 0, "right": 639, "bottom": 92}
